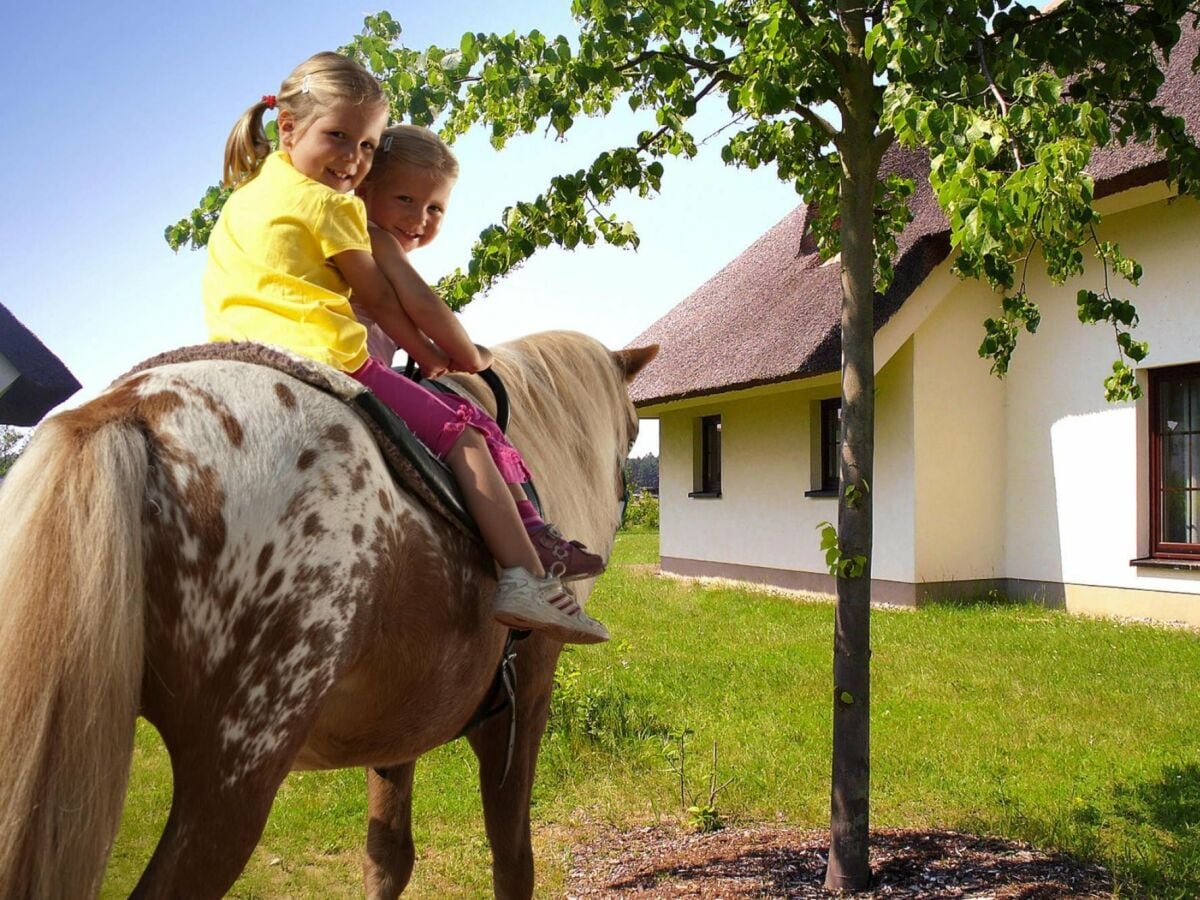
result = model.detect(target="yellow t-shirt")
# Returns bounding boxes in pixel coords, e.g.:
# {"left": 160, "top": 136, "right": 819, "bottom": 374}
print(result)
{"left": 204, "top": 152, "right": 371, "bottom": 372}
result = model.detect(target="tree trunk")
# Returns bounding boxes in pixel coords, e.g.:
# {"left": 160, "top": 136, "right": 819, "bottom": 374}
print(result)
{"left": 825, "top": 10, "right": 880, "bottom": 890}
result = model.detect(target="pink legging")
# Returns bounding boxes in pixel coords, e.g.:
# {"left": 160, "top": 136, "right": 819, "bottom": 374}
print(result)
{"left": 350, "top": 357, "right": 531, "bottom": 483}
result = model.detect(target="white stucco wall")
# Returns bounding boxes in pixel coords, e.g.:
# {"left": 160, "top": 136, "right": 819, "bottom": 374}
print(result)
{"left": 1003, "top": 193, "right": 1200, "bottom": 598}
{"left": 657, "top": 348, "right": 917, "bottom": 583}
{"left": 659, "top": 389, "right": 832, "bottom": 573}
{"left": 909, "top": 281, "right": 1008, "bottom": 583}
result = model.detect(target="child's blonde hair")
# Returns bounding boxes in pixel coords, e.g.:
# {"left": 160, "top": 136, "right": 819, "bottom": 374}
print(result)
{"left": 359, "top": 125, "right": 460, "bottom": 195}
{"left": 223, "top": 52, "right": 387, "bottom": 187}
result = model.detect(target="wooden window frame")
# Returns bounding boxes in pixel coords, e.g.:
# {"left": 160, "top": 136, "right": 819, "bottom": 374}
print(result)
{"left": 805, "top": 398, "right": 841, "bottom": 498}
{"left": 1149, "top": 363, "right": 1200, "bottom": 560}
{"left": 689, "top": 414, "right": 722, "bottom": 498}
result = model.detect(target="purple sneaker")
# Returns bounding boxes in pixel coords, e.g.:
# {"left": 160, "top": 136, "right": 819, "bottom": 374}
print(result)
{"left": 529, "top": 523, "right": 606, "bottom": 581}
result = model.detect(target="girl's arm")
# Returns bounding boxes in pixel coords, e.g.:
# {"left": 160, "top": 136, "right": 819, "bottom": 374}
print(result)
{"left": 332, "top": 248, "right": 450, "bottom": 376}
{"left": 368, "top": 227, "right": 488, "bottom": 373}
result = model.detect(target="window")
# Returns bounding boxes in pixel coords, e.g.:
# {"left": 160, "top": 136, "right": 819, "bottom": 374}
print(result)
{"left": 1150, "top": 364, "right": 1200, "bottom": 559}
{"left": 690, "top": 414, "right": 722, "bottom": 497}
{"left": 806, "top": 398, "right": 841, "bottom": 497}
{"left": 820, "top": 398, "right": 841, "bottom": 492}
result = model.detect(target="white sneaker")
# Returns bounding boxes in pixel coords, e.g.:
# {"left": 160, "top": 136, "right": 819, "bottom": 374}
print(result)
{"left": 492, "top": 567, "right": 610, "bottom": 644}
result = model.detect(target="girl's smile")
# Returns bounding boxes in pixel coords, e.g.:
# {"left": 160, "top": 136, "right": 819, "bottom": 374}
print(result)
{"left": 361, "top": 162, "right": 453, "bottom": 251}
{"left": 280, "top": 105, "right": 389, "bottom": 193}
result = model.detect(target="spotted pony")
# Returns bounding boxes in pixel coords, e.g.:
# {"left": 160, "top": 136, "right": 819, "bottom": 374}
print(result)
{"left": 0, "top": 330, "right": 657, "bottom": 899}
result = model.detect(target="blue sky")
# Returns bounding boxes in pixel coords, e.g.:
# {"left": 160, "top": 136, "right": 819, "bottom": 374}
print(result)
{"left": 2, "top": 1, "right": 802, "bottom": 454}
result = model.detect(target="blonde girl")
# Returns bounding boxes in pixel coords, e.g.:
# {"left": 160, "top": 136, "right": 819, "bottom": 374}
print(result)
{"left": 204, "top": 53, "right": 608, "bottom": 644}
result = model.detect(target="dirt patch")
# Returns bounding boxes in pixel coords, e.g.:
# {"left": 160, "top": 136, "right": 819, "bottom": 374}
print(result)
{"left": 563, "top": 826, "right": 1112, "bottom": 898}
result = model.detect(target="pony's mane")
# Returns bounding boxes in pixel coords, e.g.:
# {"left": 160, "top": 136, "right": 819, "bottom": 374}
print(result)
{"left": 448, "top": 330, "right": 637, "bottom": 579}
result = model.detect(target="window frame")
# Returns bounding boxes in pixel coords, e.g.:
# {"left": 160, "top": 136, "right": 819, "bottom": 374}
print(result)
{"left": 689, "top": 414, "right": 722, "bottom": 498}
{"left": 1149, "top": 363, "right": 1200, "bottom": 560}
{"left": 805, "top": 397, "right": 841, "bottom": 498}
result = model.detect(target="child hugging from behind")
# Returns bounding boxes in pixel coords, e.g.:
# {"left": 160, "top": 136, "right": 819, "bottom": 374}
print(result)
{"left": 204, "top": 53, "right": 608, "bottom": 644}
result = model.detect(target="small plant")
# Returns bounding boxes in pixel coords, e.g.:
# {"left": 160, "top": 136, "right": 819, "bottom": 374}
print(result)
{"left": 816, "top": 521, "right": 867, "bottom": 578}
{"left": 662, "top": 729, "right": 733, "bottom": 833}
{"left": 620, "top": 489, "right": 659, "bottom": 531}
{"left": 547, "top": 644, "right": 667, "bottom": 747}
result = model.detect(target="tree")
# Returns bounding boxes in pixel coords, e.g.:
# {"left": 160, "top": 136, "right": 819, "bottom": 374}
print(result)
{"left": 0, "top": 427, "right": 29, "bottom": 478}
{"left": 624, "top": 452, "right": 659, "bottom": 493}
{"left": 172, "top": 2, "right": 1200, "bottom": 888}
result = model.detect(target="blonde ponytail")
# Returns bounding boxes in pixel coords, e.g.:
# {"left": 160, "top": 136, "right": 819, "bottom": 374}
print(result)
{"left": 222, "top": 98, "right": 275, "bottom": 188}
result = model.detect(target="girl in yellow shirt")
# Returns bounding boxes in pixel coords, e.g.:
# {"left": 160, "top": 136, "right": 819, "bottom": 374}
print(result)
{"left": 205, "top": 52, "right": 607, "bottom": 644}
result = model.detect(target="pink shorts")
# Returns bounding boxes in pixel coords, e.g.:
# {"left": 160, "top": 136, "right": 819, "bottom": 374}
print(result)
{"left": 350, "top": 357, "right": 531, "bottom": 484}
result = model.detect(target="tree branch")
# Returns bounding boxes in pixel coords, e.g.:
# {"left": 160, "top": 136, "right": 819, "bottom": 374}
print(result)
{"left": 871, "top": 126, "right": 895, "bottom": 164}
{"left": 636, "top": 71, "right": 729, "bottom": 152}
{"left": 787, "top": 0, "right": 849, "bottom": 81}
{"left": 976, "top": 38, "right": 1024, "bottom": 168}
{"left": 617, "top": 48, "right": 727, "bottom": 75}
{"left": 795, "top": 103, "right": 840, "bottom": 140}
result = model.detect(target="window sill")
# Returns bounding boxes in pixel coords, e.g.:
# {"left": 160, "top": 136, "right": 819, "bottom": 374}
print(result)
{"left": 688, "top": 491, "right": 722, "bottom": 499}
{"left": 804, "top": 489, "right": 838, "bottom": 498}
{"left": 1130, "top": 556, "right": 1200, "bottom": 571}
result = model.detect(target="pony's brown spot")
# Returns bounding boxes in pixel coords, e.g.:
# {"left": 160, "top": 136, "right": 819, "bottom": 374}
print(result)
{"left": 349, "top": 460, "right": 368, "bottom": 492}
{"left": 297, "top": 449, "right": 318, "bottom": 470}
{"left": 351, "top": 524, "right": 364, "bottom": 545}
{"left": 303, "top": 513, "right": 324, "bottom": 537}
{"left": 219, "top": 411, "right": 244, "bottom": 448}
{"left": 263, "top": 570, "right": 284, "bottom": 596}
{"left": 378, "top": 489, "right": 392, "bottom": 513}
{"left": 274, "top": 382, "right": 297, "bottom": 409}
{"left": 323, "top": 424, "right": 351, "bottom": 453}
{"left": 256, "top": 543, "right": 275, "bottom": 577}
{"left": 176, "top": 381, "right": 244, "bottom": 449}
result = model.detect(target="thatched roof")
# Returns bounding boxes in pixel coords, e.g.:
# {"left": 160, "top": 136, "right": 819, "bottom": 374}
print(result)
{"left": 0, "top": 303, "right": 81, "bottom": 426}
{"left": 629, "top": 28, "right": 1200, "bottom": 408}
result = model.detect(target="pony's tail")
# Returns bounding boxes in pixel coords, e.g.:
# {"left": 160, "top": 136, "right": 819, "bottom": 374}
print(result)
{"left": 0, "top": 412, "right": 148, "bottom": 899}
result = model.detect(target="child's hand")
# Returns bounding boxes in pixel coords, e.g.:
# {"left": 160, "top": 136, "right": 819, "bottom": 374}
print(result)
{"left": 473, "top": 344, "right": 494, "bottom": 371}
{"left": 412, "top": 342, "right": 450, "bottom": 379}
{"left": 448, "top": 343, "right": 493, "bottom": 373}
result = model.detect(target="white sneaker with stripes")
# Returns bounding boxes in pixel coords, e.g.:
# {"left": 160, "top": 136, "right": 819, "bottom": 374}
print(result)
{"left": 492, "top": 567, "right": 610, "bottom": 644}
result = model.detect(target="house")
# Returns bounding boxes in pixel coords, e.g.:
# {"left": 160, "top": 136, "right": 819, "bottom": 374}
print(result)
{"left": 629, "top": 35, "right": 1200, "bottom": 627}
{"left": 0, "top": 302, "right": 81, "bottom": 426}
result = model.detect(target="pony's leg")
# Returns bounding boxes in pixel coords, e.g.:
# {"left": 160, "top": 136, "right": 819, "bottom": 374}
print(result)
{"left": 130, "top": 742, "right": 293, "bottom": 900}
{"left": 466, "top": 642, "right": 559, "bottom": 900}
{"left": 363, "top": 764, "right": 418, "bottom": 899}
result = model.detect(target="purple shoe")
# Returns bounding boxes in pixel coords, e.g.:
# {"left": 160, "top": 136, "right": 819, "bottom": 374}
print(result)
{"left": 529, "top": 523, "right": 606, "bottom": 581}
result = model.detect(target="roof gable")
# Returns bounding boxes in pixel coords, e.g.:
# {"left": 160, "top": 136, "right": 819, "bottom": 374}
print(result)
{"left": 0, "top": 303, "right": 81, "bottom": 426}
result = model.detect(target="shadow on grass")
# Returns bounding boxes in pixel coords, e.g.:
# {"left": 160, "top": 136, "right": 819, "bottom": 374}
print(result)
{"left": 1074, "top": 762, "right": 1200, "bottom": 897}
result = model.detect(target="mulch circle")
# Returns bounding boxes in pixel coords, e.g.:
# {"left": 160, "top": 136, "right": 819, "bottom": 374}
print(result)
{"left": 563, "top": 826, "right": 1112, "bottom": 898}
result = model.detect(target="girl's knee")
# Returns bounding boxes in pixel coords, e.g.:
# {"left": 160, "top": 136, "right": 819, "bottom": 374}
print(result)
{"left": 446, "top": 425, "right": 486, "bottom": 458}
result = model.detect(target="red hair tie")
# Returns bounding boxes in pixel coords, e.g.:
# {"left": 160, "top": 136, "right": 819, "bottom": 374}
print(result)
{"left": 261, "top": 94, "right": 277, "bottom": 109}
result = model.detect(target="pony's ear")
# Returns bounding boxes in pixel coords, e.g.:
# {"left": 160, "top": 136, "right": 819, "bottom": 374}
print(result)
{"left": 613, "top": 344, "right": 659, "bottom": 383}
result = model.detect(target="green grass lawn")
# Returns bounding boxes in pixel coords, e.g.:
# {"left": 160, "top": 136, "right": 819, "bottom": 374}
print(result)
{"left": 103, "top": 530, "right": 1200, "bottom": 898}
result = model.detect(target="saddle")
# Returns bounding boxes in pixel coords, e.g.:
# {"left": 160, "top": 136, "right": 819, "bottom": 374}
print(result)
{"left": 126, "top": 342, "right": 516, "bottom": 540}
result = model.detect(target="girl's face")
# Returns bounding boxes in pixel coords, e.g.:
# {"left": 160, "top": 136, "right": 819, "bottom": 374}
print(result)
{"left": 280, "top": 103, "right": 388, "bottom": 193}
{"left": 361, "top": 162, "right": 454, "bottom": 252}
